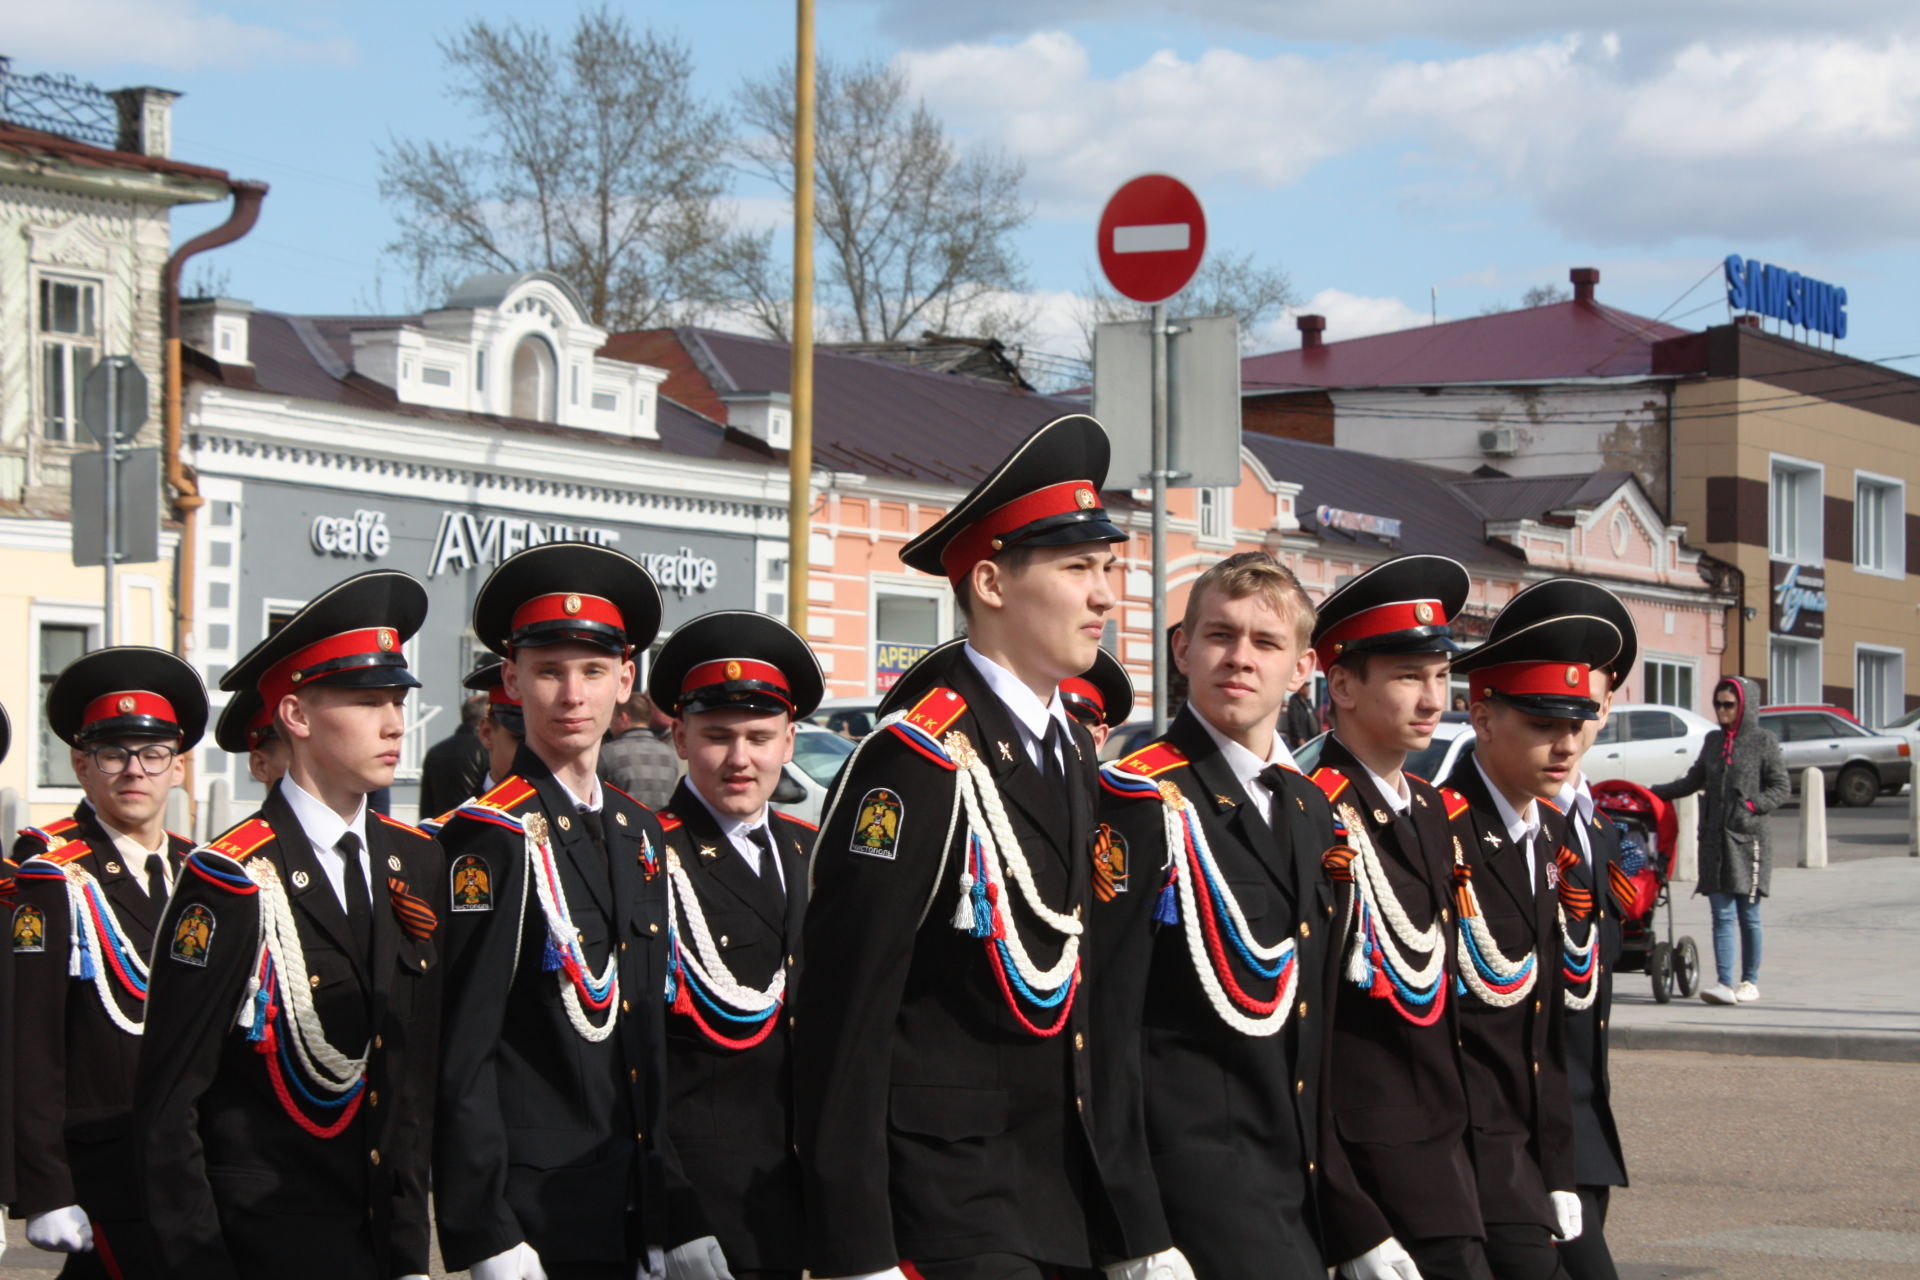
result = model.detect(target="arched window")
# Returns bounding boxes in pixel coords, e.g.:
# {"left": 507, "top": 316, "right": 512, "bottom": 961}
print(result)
{"left": 510, "top": 336, "right": 557, "bottom": 421}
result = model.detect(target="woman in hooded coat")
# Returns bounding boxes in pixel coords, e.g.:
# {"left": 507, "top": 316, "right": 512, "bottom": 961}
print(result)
{"left": 1652, "top": 676, "right": 1790, "bottom": 1005}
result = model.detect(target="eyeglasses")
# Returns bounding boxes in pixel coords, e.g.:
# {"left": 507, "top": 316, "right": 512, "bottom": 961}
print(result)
{"left": 87, "top": 744, "right": 180, "bottom": 776}
{"left": 1712, "top": 700, "right": 1738, "bottom": 710}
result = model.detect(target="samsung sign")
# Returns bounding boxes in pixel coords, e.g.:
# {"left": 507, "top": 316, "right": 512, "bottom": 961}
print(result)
{"left": 1725, "top": 255, "right": 1847, "bottom": 340}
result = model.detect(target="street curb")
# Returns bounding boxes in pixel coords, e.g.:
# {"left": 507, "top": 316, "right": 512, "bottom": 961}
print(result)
{"left": 1614, "top": 1023, "right": 1920, "bottom": 1063}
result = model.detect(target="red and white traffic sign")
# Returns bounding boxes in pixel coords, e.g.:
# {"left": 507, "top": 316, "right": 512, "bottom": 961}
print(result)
{"left": 1097, "top": 174, "right": 1207, "bottom": 304}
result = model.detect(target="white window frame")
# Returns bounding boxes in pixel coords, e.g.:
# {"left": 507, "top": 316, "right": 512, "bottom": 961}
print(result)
{"left": 867, "top": 573, "right": 953, "bottom": 697}
{"left": 1853, "top": 470, "right": 1906, "bottom": 579}
{"left": 1642, "top": 653, "right": 1699, "bottom": 715}
{"left": 755, "top": 540, "right": 789, "bottom": 621}
{"left": 1853, "top": 643, "right": 1905, "bottom": 730}
{"left": 1196, "top": 485, "right": 1234, "bottom": 547}
{"left": 1768, "top": 634, "right": 1821, "bottom": 706}
{"left": 35, "top": 271, "right": 106, "bottom": 444}
{"left": 28, "top": 602, "right": 104, "bottom": 805}
{"left": 1768, "top": 453, "right": 1824, "bottom": 565}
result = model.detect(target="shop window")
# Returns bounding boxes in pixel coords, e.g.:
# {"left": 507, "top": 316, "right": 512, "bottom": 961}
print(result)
{"left": 1854, "top": 474, "right": 1905, "bottom": 576}
{"left": 1769, "top": 457, "right": 1821, "bottom": 563}
{"left": 510, "top": 336, "right": 557, "bottom": 422}
{"left": 1767, "top": 635, "right": 1820, "bottom": 705}
{"left": 874, "top": 584, "right": 950, "bottom": 694}
{"left": 39, "top": 622, "right": 91, "bottom": 786}
{"left": 1855, "top": 647, "right": 1904, "bottom": 729}
{"left": 1643, "top": 658, "right": 1696, "bottom": 713}
{"left": 38, "top": 276, "right": 101, "bottom": 443}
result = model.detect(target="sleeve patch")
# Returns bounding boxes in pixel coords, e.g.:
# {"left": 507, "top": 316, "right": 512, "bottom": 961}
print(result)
{"left": 12, "top": 903, "right": 46, "bottom": 952}
{"left": 170, "top": 903, "right": 216, "bottom": 966}
{"left": 850, "top": 789, "right": 903, "bottom": 860}
{"left": 449, "top": 854, "right": 493, "bottom": 912}
{"left": 1092, "top": 824, "right": 1129, "bottom": 901}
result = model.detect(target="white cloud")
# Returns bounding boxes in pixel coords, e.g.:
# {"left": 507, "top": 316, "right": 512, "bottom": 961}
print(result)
{"left": 1269, "top": 290, "right": 1434, "bottom": 348}
{"left": 6, "top": 0, "right": 353, "bottom": 73}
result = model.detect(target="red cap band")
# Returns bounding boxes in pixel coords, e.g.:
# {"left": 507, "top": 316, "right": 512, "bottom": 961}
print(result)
{"left": 1058, "top": 676, "right": 1105, "bottom": 716}
{"left": 1315, "top": 598, "right": 1448, "bottom": 661}
{"left": 510, "top": 592, "right": 625, "bottom": 638}
{"left": 939, "top": 479, "right": 1102, "bottom": 584}
{"left": 681, "top": 658, "right": 792, "bottom": 709}
{"left": 246, "top": 702, "right": 276, "bottom": 749}
{"left": 1471, "top": 661, "right": 1594, "bottom": 703}
{"left": 82, "top": 690, "right": 179, "bottom": 729}
{"left": 260, "top": 626, "right": 403, "bottom": 708}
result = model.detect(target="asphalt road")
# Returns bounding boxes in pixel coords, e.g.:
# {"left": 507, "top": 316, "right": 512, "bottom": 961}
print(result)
{"left": 1762, "top": 788, "right": 1914, "bottom": 864}
{"left": 6, "top": 1052, "right": 1915, "bottom": 1279}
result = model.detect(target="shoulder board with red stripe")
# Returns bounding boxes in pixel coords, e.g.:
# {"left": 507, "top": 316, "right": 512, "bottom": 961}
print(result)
{"left": 1115, "top": 741, "right": 1188, "bottom": 780}
{"left": 207, "top": 817, "right": 277, "bottom": 864}
{"left": 32, "top": 839, "right": 96, "bottom": 867}
{"left": 1439, "top": 787, "right": 1471, "bottom": 821}
{"left": 1539, "top": 796, "right": 1563, "bottom": 815}
{"left": 1310, "top": 767, "right": 1351, "bottom": 804}
{"left": 603, "top": 780, "right": 653, "bottom": 812}
{"left": 774, "top": 810, "right": 819, "bottom": 833}
{"left": 1404, "top": 770, "right": 1429, "bottom": 786}
{"left": 657, "top": 810, "right": 684, "bottom": 834}
{"left": 474, "top": 775, "right": 539, "bottom": 813}
{"left": 375, "top": 812, "right": 433, "bottom": 842}
{"left": 902, "top": 687, "right": 969, "bottom": 740}
{"left": 15, "top": 816, "right": 82, "bottom": 853}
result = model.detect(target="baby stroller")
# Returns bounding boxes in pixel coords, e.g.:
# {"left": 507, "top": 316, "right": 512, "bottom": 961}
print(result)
{"left": 1589, "top": 780, "right": 1701, "bottom": 1004}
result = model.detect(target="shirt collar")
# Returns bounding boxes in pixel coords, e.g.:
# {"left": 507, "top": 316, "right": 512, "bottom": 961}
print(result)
{"left": 1559, "top": 773, "right": 1597, "bottom": 828}
{"left": 1193, "top": 709, "right": 1299, "bottom": 792}
{"left": 554, "top": 769, "right": 603, "bottom": 814}
{"left": 1334, "top": 736, "right": 1411, "bottom": 813}
{"left": 964, "top": 643, "right": 1070, "bottom": 744}
{"left": 1474, "top": 753, "right": 1538, "bottom": 846}
{"left": 279, "top": 775, "right": 369, "bottom": 853}
{"left": 684, "top": 775, "right": 765, "bottom": 840}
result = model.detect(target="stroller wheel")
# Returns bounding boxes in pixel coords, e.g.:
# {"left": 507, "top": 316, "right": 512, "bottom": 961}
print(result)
{"left": 1649, "top": 941, "right": 1674, "bottom": 1004}
{"left": 1673, "top": 936, "right": 1701, "bottom": 998}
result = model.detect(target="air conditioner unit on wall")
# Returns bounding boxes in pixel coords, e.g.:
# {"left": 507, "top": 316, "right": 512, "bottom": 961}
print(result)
{"left": 1478, "top": 426, "right": 1519, "bottom": 456}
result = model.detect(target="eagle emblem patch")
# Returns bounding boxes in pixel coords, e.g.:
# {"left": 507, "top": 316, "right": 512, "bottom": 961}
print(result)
{"left": 851, "top": 789, "right": 903, "bottom": 860}
{"left": 171, "top": 904, "right": 215, "bottom": 966}
{"left": 450, "top": 855, "right": 493, "bottom": 912}
{"left": 1092, "top": 824, "right": 1129, "bottom": 901}
{"left": 11, "top": 904, "right": 45, "bottom": 953}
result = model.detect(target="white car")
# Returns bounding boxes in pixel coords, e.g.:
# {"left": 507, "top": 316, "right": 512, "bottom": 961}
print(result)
{"left": 1585, "top": 702, "right": 1715, "bottom": 789}
{"left": 803, "top": 696, "right": 882, "bottom": 741}
{"left": 771, "top": 723, "right": 857, "bottom": 827}
{"left": 1291, "top": 719, "right": 1476, "bottom": 786}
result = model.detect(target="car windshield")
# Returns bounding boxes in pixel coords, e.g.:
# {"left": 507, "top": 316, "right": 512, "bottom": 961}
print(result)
{"left": 792, "top": 730, "right": 855, "bottom": 787}
{"left": 1404, "top": 734, "right": 1458, "bottom": 783}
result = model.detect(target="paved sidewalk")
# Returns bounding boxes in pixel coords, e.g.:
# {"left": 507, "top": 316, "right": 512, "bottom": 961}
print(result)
{"left": 1609, "top": 853, "right": 1920, "bottom": 1061}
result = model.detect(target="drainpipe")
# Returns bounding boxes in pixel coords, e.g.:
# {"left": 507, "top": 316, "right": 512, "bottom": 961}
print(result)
{"left": 163, "top": 179, "right": 268, "bottom": 830}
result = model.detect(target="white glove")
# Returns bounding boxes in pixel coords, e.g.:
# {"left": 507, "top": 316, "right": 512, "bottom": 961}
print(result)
{"left": 26, "top": 1205, "right": 95, "bottom": 1253}
{"left": 471, "top": 1242, "right": 549, "bottom": 1280}
{"left": 395, "top": 1275, "right": 431, "bottom": 1279}
{"left": 833, "top": 1270, "right": 911, "bottom": 1280}
{"left": 1338, "top": 1236, "right": 1423, "bottom": 1280}
{"left": 664, "top": 1236, "right": 736, "bottom": 1280}
{"left": 1550, "top": 1189, "right": 1584, "bottom": 1242}
{"left": 1104, "top": 1247, "right": 1199, "bottom": 1280}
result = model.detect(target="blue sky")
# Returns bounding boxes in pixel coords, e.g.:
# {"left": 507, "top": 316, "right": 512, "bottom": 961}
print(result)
{"left": 16, "top": 1, "right": 1920, "bottom": 365}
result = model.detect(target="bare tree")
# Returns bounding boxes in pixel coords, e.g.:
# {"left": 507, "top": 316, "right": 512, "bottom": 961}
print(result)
{"left": 728, "top": 58, "right": 1032, "bottom": 343}
{"left": 379, "top": 8, "right": 736, "bottom": 330}
{"left": 1481, "top": 283, "right": 1572, "bottom": 315}
{"left": 1076, "top": 248, "right": 1296, "bottom": 356}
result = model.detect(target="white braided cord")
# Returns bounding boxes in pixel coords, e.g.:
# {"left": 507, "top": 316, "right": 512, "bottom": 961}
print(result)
{"left": 665, "top": 849, "right": 785, "bottom": 1014}
{"left": 246, "top": 859, "right": 368, "bottom": 1093}
{"left": 42, "top": 861, "right": 146, "bottom": 1037}
{"left": 1451, "top": 835, "right": 1539, "bottom": 1008}
{"left": 1558, "top": 907, "right": 1598, "bottom": 1011}
{"left": 1162, "top": 797, "right": 1297, "bottom": 1037}
{"left": 952, "top": 748, "right": 1081, "bottom": 990}
{"left": 526, "top": 823, "right": 620, "bottom": 1043}
{"left": 1334, "top": 802, "right": 1445, "bottom": 991}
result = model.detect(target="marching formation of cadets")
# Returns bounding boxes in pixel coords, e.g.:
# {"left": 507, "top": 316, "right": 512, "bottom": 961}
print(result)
{"left": 0, "top": 412, "right": 1638, "bottom": 1280}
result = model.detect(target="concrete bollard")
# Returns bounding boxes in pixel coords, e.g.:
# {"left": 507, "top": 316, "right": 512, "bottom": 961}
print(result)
{"left": 205, "top": 777, "right": 235, "bottom": 842}
{"left": 1799, "top": 767, "right": 1828, "bottom": 868}
{"left": 166, "top": 789, "right": 191, "bottom": 841}
{"left": 0, "top": 787, "right": 19, "bottom": 846}
{"left": 1674, "top": 793, "right": 1699, "bottom": 882}
{"left": 1910, "top": 780, "right": 1919, "bottom": 857}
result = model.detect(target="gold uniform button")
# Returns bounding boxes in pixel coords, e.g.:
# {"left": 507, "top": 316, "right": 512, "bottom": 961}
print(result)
{"left": 309, "top": 974, "right": 322, "bottom": 988}
{"left": 630, "top": 1068, "right": 639, "bottom": 1083}
{"left": 649, "top": 923, "right": 660, "bottom": 935}
{"left": 788, "top": 954, "right": 797, "bottom": 966}
{"left": 368, "top": 1091, "right": 380, "bottom": 1108}
{"left": 1299, "top": 921, "right": 1311, "bottom": 938}
{"left": 636, "top": 1132, "right": 645, "bottom": 1144}
{"left": 1074, "top": 1032, "right": 1085, "bottom": 1051}
{"left": 1532, "top": 1061, "right": 1541, "bottom": 1075}
{"left": 419, "top": 958, "right": 428, "bottom": 971}
{"left": 1533, "top": 999, "right": 1543, "bottom": 1013}
{"left": 788, "top": 1016, "right": 797, "bottom": 1028}
{"left": 720, "top": 935, "right": 730, "bottom": 947}
{"left": 620, "top": 941, "right": 629, "bottom": 952}
{"left": 1307, "top": 1160, "right": 1316, "bottom": 1173}
{"left": 1075, "top": 1096, "right": 1085, "bottom": 1113}
{"left": 1295, "top": 1079, "right": 1305, "bottom": 1095}
{"left": 1598, "top": 1018, "right": 1607, "bottom": 1030}
{"left": 621, "top": 999, "right": 632, "bottom": 1013}
{"left": 369, "top": 1149, "right": 381, "bottom": 1166}
{"left": 1440, "top": 908, "right": 1451, "bottom": 923}
{"left": 1297, "top": 1000, "right": 1308, "bottom": 1018}
{"left": 373, "top": 1035, "right": 384, "bottom": 1050}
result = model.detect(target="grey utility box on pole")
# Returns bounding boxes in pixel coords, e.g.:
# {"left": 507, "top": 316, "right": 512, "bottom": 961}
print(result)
{"left": 72, "top": 355, "right": 156, "bottom": 647}
{"left": 1093, "top": 313, "right": 1243, "bottom": 489}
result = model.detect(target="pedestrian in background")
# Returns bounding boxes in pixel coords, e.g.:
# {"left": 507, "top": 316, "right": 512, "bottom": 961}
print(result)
{"left": 1652, "top": 676, "right": 1789, "bottom": 1006}
{"left": 599, "top": 690, "right": 681, "bottom": 808}
{"left": 419, "top": 692, "right": 489, "bottom": 818}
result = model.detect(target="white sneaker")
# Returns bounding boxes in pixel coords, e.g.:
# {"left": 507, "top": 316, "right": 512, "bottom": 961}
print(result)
{"left": 1701, "top": 983, "right": 1738, "bottom": 1005}
{"left": 1736, "top": 981, "right": 1760, "bottom": 1003}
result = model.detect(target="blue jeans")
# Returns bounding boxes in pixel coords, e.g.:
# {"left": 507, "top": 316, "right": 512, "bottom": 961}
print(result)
{"left": 1707, "top": 892, "right": 1762, "bottom": 986}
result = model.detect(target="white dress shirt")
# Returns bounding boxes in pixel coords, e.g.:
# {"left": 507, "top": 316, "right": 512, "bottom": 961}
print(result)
{"left": 554, "top": 769, "right": 604, "bottom": 815}
{"left": 1332, "top": 736, "right": 1413, "bottom": 815}
{"left": 963, "top": 643, "right": 1075, "bottom": 772}
{"left": 1192, "top": 710, "right": 1300, "bottom": 828}
{"left": 1473, "top": 753, "right": 1541, "bottom": 888}
{"left": 98, "top": 816, "right": 172, "bottom": 897}
{"left": 279, "top": 776, "right": 372, "bottom": 912}
{"left": 685, "top": 777, "right": 786, "bottom": 890}
{"left": 1558, "top": 774, "right": 1597, "bottom": 871}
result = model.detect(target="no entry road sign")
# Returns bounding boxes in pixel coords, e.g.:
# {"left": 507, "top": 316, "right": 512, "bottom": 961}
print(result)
{"left": 1097, "top": 174, "right": 1207, "bottom": 304}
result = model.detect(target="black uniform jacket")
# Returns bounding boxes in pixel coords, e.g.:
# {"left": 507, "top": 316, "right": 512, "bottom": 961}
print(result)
{"left": 1311, "top": 736, "right": 1480, "bottom": 1262}
{"left": 434, "top": 746, "right": 692, "bottom": 1270}
{"left": 10, "top": 807, "right": 190, "bottom": 1217}
{"left": 2, "top": 855, "right": 17, "bottom": 1209}
{"left": 793, "top": 649, "right": 1118, "bottom": 1277}
{"left": 1437, "top": 760, "right": 1576, "bottom": 1228}
{"left": 133, "top": 784, "right": 445, "bottom": 1280}
{"left": 1554, "top": 798, "right": 1627, "bottom": 1189}
{"left": 1088, "top": 708, "right": 1337, "bottom": 1279}
{"left": 658, "top": 781, "right": 814, "bottom": 1271}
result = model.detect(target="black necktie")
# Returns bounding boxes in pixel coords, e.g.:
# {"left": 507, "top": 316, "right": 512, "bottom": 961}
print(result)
{"left": 749, "top": 824, "right": 786, "bottom": 913}
{"left": 336, "top": 832, "right": 372, "bottom": 964}
{"left": 1043, "top": 719, "right": 1070, "bottom": 793}
{"left": 145, "top": 852, "right": 170, "bottom": 909}
{"left": 1257, "top": 764, "right": 1291, "bottom": 828}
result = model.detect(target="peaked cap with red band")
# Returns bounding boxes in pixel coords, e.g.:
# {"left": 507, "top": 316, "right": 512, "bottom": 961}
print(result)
{"left": 1060, "top": 648, "right": 1134, "bottom": 729}
{"left": 1451, "top": 613, "right": 1622, "bottom": 722}
{"left": 648, "top": 610, "right": 823, "bottom": 720}
{"left": 47, "top": 646, "right": 208, "bottom": 749}
{"left": 222, "top": 571, "right": 427, "bottom": 718}
{"left": 463, "top": 656, "right": 525, "bottom": 734}
{"left": 1485, "top": 577, "right": 1639, "bottom": 689}
{"left": 472, "top": 543, "right": 662, "bottom": 658}
{"left": 214, "top": 686, "right": 278, "bottom": 753}
{"left": 1310, "top": 554, "right": 1470, "bottom": 668}
{"left": 900, "top": 414, "right": 1128, "bottom": 585}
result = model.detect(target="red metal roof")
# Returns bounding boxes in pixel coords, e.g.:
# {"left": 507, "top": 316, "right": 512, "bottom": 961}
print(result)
{"left": 1242, "top": 299, "right": 1694, "bottom": 392}
{"left": 0, "top": 120, "right": 230, "bottom": 187}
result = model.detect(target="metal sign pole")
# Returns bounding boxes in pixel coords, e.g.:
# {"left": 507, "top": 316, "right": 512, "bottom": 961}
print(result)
{"left": 1150, "top": 301, "right": 1169, "bottom": 736}
{"left": 103, "top": 359, "right": 118, "bottom": 647}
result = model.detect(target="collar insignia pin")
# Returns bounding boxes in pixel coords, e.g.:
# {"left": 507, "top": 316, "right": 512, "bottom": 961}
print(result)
{"left": 997, "top": 741, "right": 1014, "bottom": 762}
{"left": 699, "top": 844, "right": 718, "bottom": 859}
{"left": 1372, "top": 809, "right": 1389, "bottom": 824}
{"left": 292, "top": 870, "right": 311, "bottom": 888}
{"left": 388, "top": 855, "right": 403, "bottom": 871}
{"left": 105, "top": 861, "right": 121, "bottom": 874}
{"left": 1216, "top": 794, "right": 1235, "bottom": 808}
{"left": 616, "top": 811, "right": 629, "bottom": 826}
{"left": 557, "top": 815, "right": 572, "bottom": 832}
{"left": 1484, "top": 830, "right": 1501, "bottom": 847}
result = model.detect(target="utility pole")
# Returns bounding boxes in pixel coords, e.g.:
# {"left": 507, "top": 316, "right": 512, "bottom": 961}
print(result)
{"left": 786, "top": 0, "right": 815, "bottom": 633}
{"left": 1149, "top": 302, "right": 1170, "bottom": 736}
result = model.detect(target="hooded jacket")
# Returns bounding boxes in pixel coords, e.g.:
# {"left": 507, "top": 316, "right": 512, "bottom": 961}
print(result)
{"left": 1652, "top": 677, "right": 1790, "bottom": 899}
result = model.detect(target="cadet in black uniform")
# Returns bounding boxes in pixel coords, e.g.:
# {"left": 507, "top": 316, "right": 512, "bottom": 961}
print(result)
{"left": 214, "top": 685, "right": 288, "bottom": 790}
{"left": 648, "top": 611, "right": 824, "bottom": 1280}
{"left": 1058, "top": 648, "right": 1134, "bottom": 753}
{"left": 1484, "top": 581, "right": 1640, "bottom": 1280}
{"left": 1442, "top": 611, "right": 1622, "bottom": 1279}
{"left": 1089, "top": 552, "right": 1338, "bottom": 1279}
{"left": 12, "top": 648, "right": 206, "bottom": 1275}
{"left": 793, "top": 414, "right": 1174, "bottom": 1280}
{"left": 134, "top": 570, "right": 446, "bottom": 1280}
{"left": 1308, "top": 556, "right": 1488, "bottom": 1280}
{"left": 432, "top": 544, "right": 727, "bottom": 1280}
{"left": 467, "top": 657, "right": 526, "bottom": 795}
{"left": 1, "top": 704, "right": 16, "bottom": 1268}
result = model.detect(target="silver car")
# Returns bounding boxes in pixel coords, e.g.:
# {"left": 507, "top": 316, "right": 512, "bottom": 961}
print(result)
{"left": 1755, "top": 706, "right": 1913, "bottom": 807}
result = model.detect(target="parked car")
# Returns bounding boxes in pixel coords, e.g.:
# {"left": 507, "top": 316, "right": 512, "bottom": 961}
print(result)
{"left": 1291, "top": 720, "right": 1476, "bottom": 786}
{"left": 771, "top": 723, "right": 857, "bottom": 826}
{"left": 1755, "top": 706, "right": 1912, "bottom": 806}
{"left": 1884, "top": 704, "right": 1920, "bottom": 771}
{"left": 803, "top": 696, "right": 882, "bottom": 741}
{"left": 1585, "top": 703, "right": 1716, "bottom": 790}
